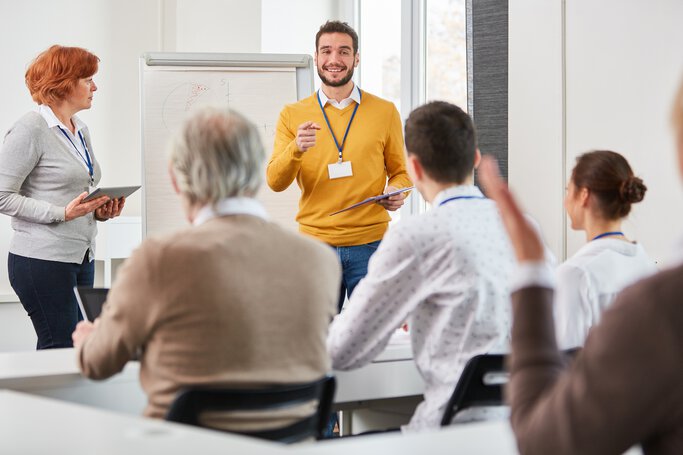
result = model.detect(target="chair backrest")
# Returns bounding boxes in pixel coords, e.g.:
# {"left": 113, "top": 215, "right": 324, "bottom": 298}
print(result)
{"left": 441, "top": 349, "right": 581, "bottom": 426}
{"left": 166, "top": 375, "right": 336, "bottom": 444}
{"left": 440, "top": 354, "right": 508, "bottom": 426}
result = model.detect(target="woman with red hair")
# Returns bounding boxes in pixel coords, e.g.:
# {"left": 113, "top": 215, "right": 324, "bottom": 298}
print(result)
{"left": 0, "top": 45, "right": 124, "bottom": 349}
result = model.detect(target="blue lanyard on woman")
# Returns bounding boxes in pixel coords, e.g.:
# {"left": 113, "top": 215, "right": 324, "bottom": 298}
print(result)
{"left": 58, "top": 126, "right": 94, "bottom": 184}
{"left": 316, "top": 89, "right": 361, "bottom": 163}
{"left": 439, "top": 195, "right": 485, "bottom": 206}
{"left": 592, "top": 231, "right": 624, "bottom": 241}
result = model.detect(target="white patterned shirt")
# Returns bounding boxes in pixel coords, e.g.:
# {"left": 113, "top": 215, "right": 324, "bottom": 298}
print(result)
{"left": 327, "top": 184, "right": 516, "bottom": 432}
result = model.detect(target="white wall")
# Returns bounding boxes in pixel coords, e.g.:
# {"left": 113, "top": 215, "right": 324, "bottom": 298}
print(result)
{"left": 261, "top": 0, "right": 338, "bottom": 55}
{"left": 564, "top": 0, "right": 683, "bottom": 264}
{"left": 509, "top": 0, "right": 683, "bottom": 265}
{"left": 508, "top": 0, "right": 565, "bottom": 260}
{"left": 174, "top": 0, "right": 261, "bottom": 52}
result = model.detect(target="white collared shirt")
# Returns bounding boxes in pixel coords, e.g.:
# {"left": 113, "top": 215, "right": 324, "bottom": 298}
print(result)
{"left": 38, "top": 105, "right": 91, "bottom": 175}
{"left": 193, "top": 197, "right": 269, "bottom": 226}
{"left": 327, "top": 184, "right": 516, "bottom": 432}
{"left": 317, "top": 83, "right": 361, "bottom": 110}
{"left": 554, "top": 238, "right": 657, "bottom": 349}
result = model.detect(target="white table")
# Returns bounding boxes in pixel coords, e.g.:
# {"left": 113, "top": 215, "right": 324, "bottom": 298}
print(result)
{"left": 295, "top": 420, "right": 520, "bottom": 454}
{"left": 0, "top": 390, "right": 283, "bottom": 455}
{"left": 334, "top": 331, "right": 423, "bottom": 405}
{"left": 0, "top": 389, "right": 645, "bottom": 455}
{"left": 0, "top": 333, "right": 424, "bottom": 418}
{"left": 0, "top": 348, "right": 146, "bottom": 414}
{"left": 0, "top": 389, "right": 519, "bottom": 455}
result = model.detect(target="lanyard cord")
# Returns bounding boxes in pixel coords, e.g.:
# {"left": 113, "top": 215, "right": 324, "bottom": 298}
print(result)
{"left": 592, "top": 231, "right": 624, "bottom": 241}
{"left": 58, "top": 126, "right": 93, "bottom": 180}
{"left": 317, "top": 89, "right": 361, "bottom": 163}
{"left": 438, "top": 195, "right": 486, "bottom": 206}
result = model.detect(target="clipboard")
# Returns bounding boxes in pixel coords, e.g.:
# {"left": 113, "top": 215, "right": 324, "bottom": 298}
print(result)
{"left": 330, "top": 186, "right": 413, "bottom": 216}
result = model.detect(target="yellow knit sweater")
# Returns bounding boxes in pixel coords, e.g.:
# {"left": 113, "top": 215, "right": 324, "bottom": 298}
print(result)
{"left": 267, "top": 90, "right": 411, "bottom": 246}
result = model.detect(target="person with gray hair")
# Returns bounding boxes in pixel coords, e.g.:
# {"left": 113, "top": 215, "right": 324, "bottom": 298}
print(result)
{"left": 72, "top": 107, "right": 341, "bottom": 431}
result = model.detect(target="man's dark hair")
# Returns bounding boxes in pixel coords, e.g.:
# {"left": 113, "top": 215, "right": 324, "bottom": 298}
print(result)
{"left": 315, "top": 20, "right": 359, "bottom": 54}
{"left": 404, "top": 101, "right": 477, "bottom": 184}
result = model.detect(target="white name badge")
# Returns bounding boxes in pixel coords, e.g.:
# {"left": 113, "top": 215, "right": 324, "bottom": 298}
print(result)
{"left": 328, "top": 161, "right": 353, "bottom": 179}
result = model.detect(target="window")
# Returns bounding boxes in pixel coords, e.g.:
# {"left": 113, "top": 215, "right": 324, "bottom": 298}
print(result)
{"left": 358, "top": 0, "right": 402, "bottom": 114}
{"left": 426, "top": 0, "right": 468, "bottom": 109}
{"left": 355, "top": 0, "right": 469, "bottom": 217}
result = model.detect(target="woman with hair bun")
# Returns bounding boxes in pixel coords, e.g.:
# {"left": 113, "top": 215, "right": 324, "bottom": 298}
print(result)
{"left": 556, "top": 150, "right": 657, "bottom": 348}
{"left": 0, "top": 45, "right": 124, "bottom": 349}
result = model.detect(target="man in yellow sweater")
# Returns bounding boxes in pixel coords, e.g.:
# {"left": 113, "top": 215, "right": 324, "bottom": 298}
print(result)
{"left": 267, "top": 20, "right": 412, "bottom": 310}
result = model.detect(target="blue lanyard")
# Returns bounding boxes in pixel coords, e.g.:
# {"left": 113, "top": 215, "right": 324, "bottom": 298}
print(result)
{"left": 439, "top": 195, "right": 485, "bottom": 206}
{"left": 316, "top": 89, "right": 361, "bottom": 163}
{"left": 592, "top": 231, "right": 624, "bottom": 241}
{"left": 58, "top": 126, "right": 94, "bottom": 181}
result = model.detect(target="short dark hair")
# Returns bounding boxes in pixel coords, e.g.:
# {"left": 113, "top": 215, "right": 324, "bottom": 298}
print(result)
{"left": 404, "top": 101, "right": 477, "bottom": 184}
{"left": 316, "top": 20, "right": 359, "bottom": 54}
{"left": 571, "top": 150, "right": 646, "bottom": 220}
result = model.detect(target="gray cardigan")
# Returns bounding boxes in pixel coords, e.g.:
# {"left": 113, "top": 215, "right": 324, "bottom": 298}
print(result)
{"left": 0, "top": 112, "right": 102, "bottom": 263}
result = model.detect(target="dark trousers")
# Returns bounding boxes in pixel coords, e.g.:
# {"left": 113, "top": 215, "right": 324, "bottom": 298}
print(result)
{"left": 9, "top": 252, "right": 94, "bottom": 350}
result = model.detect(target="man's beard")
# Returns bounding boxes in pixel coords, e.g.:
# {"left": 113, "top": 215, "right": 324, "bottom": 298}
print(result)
{"left": 318, "top": 66, "right": 355, "bottom": 87}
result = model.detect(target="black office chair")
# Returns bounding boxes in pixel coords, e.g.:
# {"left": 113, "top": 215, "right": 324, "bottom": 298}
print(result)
{"left": 166, "top": 375, "right": 336, "bottom": 444}
{"left": 440, "top": 354, "right": 508, "bottom": 426}
{"left": 441, "top": 349, "right": 581, "bottom": 426}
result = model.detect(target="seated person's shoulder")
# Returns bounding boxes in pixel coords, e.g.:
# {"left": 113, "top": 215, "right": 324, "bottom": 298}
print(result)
{"left": 384, "top": 215, "right": 449, "bottom": 249}
{"left": 268, "top": 223, "right": 338, "bottom": 262}
{"left": 593, "top": 266, "right": 683, "bottom": 345}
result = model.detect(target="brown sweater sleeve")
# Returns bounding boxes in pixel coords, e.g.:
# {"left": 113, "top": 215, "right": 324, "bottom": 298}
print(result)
{"left": 509, "top": 281, "right": 683, "bottom": 455}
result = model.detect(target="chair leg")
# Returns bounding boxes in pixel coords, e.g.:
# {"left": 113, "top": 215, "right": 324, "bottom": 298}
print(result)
{"left": 339, "top": 410, "right": 352, "bottom": 436}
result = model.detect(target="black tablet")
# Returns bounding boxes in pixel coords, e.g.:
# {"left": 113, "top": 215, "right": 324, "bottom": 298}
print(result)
{"left": 82, "top": 185, "right": 141, "bottom": 203}
{"left": 74, "top": 287, "right": 109, "bottom": 321}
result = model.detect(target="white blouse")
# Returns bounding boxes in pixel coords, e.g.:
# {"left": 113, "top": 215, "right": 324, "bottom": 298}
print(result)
{"left": 555, "top": 239, "right": 657, "bottom": 349}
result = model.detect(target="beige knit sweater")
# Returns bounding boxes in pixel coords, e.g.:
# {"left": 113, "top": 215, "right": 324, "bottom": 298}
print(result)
{"left": 78, "top": 214, "right": 340, "bottom": 430}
